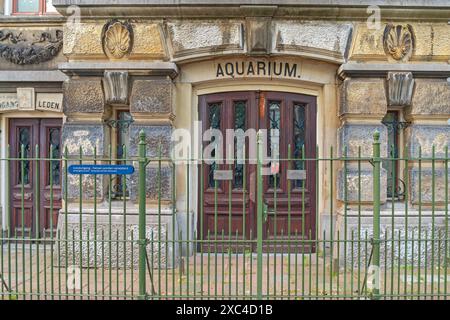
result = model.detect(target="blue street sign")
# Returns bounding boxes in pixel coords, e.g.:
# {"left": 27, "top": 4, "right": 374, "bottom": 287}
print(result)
{"left": 69, "top": 165, "right": 135, "bottom": 175}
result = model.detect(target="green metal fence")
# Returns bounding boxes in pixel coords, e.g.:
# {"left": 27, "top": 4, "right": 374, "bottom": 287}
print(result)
{"left": 0, "top": 131, "right": 449, "bottom": 300}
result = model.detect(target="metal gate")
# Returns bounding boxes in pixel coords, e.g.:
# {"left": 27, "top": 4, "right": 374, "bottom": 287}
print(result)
{"left": 0, "top": 131, "right": 449, "bottom": 300}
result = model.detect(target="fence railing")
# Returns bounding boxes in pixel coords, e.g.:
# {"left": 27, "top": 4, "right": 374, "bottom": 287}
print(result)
{"left": 0, "top": 131, "right": 449, "bottom": 300}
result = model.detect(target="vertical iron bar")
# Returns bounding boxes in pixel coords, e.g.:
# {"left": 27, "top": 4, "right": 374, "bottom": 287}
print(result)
{"left": 372, "top": 131, "right": 381, "bottom": 299}
{"left": 138, "top": 130, "right": 147, "bottom": 300}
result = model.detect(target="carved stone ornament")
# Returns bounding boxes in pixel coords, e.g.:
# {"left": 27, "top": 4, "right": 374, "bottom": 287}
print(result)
{"left": 102, "top": 20, "right": 133, "bottom": 60}
{"left": 0, "top": 30, "right": 63, "bottom": 65}
{"left": 383, "top": 24, "right": 415, "bottom": 61}
{"left": 103, "top": 71, "right": 129, "bottom": 105}
{"left": 387, "top": 72, "right": 415, "bottom": 107}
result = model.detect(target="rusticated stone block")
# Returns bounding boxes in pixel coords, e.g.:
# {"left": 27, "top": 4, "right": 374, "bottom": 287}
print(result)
{"left": 128, "top": 124, "right": 172, "bottom": 158}
{"left": 337, "top": 168, "right": 387, "bottom": 203}
{"left": 410, "top": 168, "right": 450, "bottom": 204}
{"left": 62, "top": 123, "right": 108, "bottom": 156}
{"left": 57, "top": 213, "right": 177, "bottom": 269}
{"left": 408, "top": 125, "right": 450, "bottom": 158}
{"left": 62, "top": 124, "right": 109, "bottom": 201}
{"left": 339, "top": 78, "right": 387, "bottom": 117}
{"left": 63, "top": 79, "right": 105, "bottom": 115}
{"left": 338, "top": 124, "right": 388, "bottom": 157}
{"left": 409, "top": 79, "right": 450, "bottom": 116}
{"left": 274, "top": 21, "right": 352, "bottom": 61}
{"left": 166, "top": 21, "right": 243, "bottom": 57}
{"left": 130, "top": 79, "right": 172, "bottom": 114}
{"left": 63, "top": 21, "right": 165, "bottom": 59}
{"left": 337, "top": 214, "right": 449, "bottom": 268}
{"left": 129, "top": 166, "right": 173, "bottom": 201}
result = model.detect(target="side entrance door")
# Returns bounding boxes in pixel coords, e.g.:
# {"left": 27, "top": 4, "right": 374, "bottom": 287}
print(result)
{"left": 9, "top": 118, "right": 62, "bottom": 238}
{"left": 198, "top": 91, "right": 317, "bottom": 252}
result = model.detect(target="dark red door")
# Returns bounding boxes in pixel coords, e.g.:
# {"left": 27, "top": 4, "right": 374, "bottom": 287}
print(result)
{"left": 198, "top": 91, "right": 317, "bottom": 252}
{"left": 9, "top": 118, "right": 62, "bottom": 238}
{"left": 258, "top": 92, "right": 317, "bottom": 252}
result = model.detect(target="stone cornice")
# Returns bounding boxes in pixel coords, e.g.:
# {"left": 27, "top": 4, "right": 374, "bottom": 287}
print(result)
{"left": 338, "top": 63, "right": 450, "bottom": 79}
{"left": 51, "top": 0, "right": 450, "bottom": 7}
{"left": 52, "top": 1, "right": 450, "bottom": 20}
{"left": 59, "top": 61, "right": 179, "bottom": 78}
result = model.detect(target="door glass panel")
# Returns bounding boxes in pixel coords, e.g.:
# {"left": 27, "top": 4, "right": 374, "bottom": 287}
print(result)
{"left": 268, "top": 101, "right": 280, "bottom": 188}
{"left": 208, "top": 103, "right": 221, "bottom": 188}
{"left": 16, "top": 0, "right": 40, "bottom": 12}
{"left": 18, "top": 127, "right": 31, "bottom": 185}
{"left": 233, "top": 101, "right": 246, "bottom": 189}
{"left": 293, "top": 103, "right": 306, "bottom": 188}
{"left": 48, "top": 127, "right": 61, "bottom": 185}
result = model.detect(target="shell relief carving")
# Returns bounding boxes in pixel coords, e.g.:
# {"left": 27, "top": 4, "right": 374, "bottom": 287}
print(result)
{"left": 102, "top": 20, "right": 133, "bottom": 60}
{"left": 383, "top": 24, "right": 415, "bottom": 61}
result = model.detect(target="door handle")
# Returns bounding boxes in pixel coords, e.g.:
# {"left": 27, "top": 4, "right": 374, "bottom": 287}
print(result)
{"left": 263, "top": 202, "right": 269, "bottom": 223}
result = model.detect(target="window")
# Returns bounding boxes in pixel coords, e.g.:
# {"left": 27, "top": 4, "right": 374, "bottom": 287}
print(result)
{"left": 12, "top": 0, "right": 56, "bottom": 15}
{"left": 106, "top": 109, "right": 134, "bottom": 200}
{"left": 382, "top": 110, "right": 408, "bottom": 200}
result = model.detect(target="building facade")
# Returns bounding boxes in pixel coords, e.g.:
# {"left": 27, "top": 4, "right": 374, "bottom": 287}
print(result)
{"left": 0, "top": 0, "right": 449, "bottom": 264}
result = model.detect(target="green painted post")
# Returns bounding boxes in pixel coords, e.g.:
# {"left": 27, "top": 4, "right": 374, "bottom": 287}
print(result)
{"left": 138, "top": 130, "right": 147, "bottom": 300}
{"left": 372, "top": 131, "right": 381, "bottom": 300}
{"left": 256, "top": 131, "right": 263, "bottom": 300}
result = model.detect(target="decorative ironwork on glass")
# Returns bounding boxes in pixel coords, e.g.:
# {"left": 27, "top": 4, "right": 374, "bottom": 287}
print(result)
{"left": 233, "top": 101, "right": 246, "bottom": 188}
{"left": 293, "top": 104, "right": 306, "bottom": 188}
{"left": 382, "top": 112, "right": 409, "bottom": 199}
{"left": 268, "top": 101, "right": 280, "bottom": 188}
{"left": 48, "top": 128, "right": 61, "bottom": 186}
{"left": 208, "top": 103, "right": 221, "bottom": 188}
{"left": 105, "top": 113, "right": 134, "bottom": 133}
{"left": 18, "top": 127, "right": 31, "bottom": 185}
{"left": 113, "top": 111, "right": 133, "bottom": 199}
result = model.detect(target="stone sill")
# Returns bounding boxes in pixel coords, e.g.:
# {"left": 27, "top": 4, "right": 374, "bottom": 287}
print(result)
{"left": 0, "top": 15, "right": 65, "bottom": 25}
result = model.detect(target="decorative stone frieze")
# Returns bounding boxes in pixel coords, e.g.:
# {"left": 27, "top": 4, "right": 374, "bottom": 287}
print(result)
{"left": 409, "top": 79, "right": 450, "bottom": 116}
{"left": 129, "top": 124, "right": 172, "bottom": 158}
{"left": 0, "top": 29, "right": 63, "bottom": 65}
{"left": 383, "top": 24, "right": 415, "bottom": 62}
{"left": 339, "top": 78, "right": 387, "bottom": 117}
{"left": 130, "top": 79, "right": 172, "bottom": 115}
{"left": 408, "top": 125, "right": 450, "bottom": 158}
{"left": 62, "top": 123, "right": 109, "bottom": 201}
{"left": 387, "top": 72, "right": 415, "bottom": 107}
{"left": 166, "top": 21, "right": 244, "bottom": 58}
{"left": 128, "top": 124, "right": 174, "bottom": 201}
{"left": 64, "top": 21, "right": 165, "bottom": 60}
{"left": 129, "top": 166, "right": 173, "bottom": 202}
{"left": 410, "top": 168, "right": 450, "bottom": 204}
{"left": 338, "top": 124, "right": 388, "bottom": 158}
{"left": 63, "top": 79, "right": 105, "bottom": 115}
{"left": 338, "top": 168, "right": 387, "bottom": 203}
{"left": 57, "top": 214, "right": 177, "bottom": 268}
{"left": 350, "top": 23, "right": 450, "bottom": 61}
{"left": 274, "top": 21, "right": 352, "bottom": 62}
{"left": 102, "top": 20, "right": 134, "bottom": 60}
{"left": 103, "top": 71, "right": 129, "bottom": 105}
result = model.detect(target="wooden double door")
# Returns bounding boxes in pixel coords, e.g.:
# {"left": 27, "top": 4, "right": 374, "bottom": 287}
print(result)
{"left": 198, "top": 91, "right": 317, "bottom": 252}
{"left": 9, "top": 118, "right": 62, "bottom": 238}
